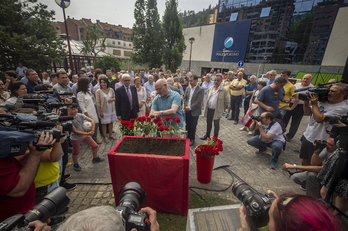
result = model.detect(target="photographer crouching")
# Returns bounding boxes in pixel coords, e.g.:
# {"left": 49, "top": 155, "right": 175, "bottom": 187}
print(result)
{"left": 247, "top": 112, "right": 285, "bottom": 169}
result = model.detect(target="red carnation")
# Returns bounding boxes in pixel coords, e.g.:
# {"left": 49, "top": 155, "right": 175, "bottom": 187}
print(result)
{"left": 127, "top": 124, "right": 134, "bottom": 129}
{"left": 174, "top": 118, "right": 181, "bottom": 123}
{"left": 164, "top": 117, "right": 172, "bottom": 122}
{"left": 146, "top": 117, "right": 152, "bottom": 122}
{"left": 157, "top": 121, "right": 163, "bottom": 126}
{"left": 121, "top": 120, "right": 130, "bottom": 126}
{"left": 145, "top": 112, "right": 150, "bottom": 116}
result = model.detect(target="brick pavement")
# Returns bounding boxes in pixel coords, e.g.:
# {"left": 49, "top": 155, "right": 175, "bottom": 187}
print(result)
{"left": 64, "top": 113, "right": 309, "bottom": 217}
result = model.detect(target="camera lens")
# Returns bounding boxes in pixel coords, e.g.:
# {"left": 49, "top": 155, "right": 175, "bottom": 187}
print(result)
{"left": 232, "top": 181, "right": 257, "bottom": 205}
{"left": 118, "top": 182, "right": 146, "bottom": 211}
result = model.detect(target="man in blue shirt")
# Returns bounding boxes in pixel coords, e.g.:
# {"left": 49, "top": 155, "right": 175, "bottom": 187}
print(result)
{"left": 243, "top": 75, "right": 258, "bottom": 115}
{"left": 143, "top": 75, "right": 155, "bottom": 101}
{"left": 150, "top": 79, "right": 184, "bottom": 128}
{"left": 25, "top": 69, "right": 42, "bottom": 93}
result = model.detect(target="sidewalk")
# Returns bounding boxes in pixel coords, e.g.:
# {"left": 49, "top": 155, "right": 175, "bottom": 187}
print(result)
{"left": 64, "top": 114, "right": 309, "bottom": 216}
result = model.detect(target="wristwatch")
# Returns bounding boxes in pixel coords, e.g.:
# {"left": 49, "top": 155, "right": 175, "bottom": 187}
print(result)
{"left": 293, "top": 164, "right": 297, "bottom": 170}
{"left": 160, "top": 111, "right": 164, "bottom": 116}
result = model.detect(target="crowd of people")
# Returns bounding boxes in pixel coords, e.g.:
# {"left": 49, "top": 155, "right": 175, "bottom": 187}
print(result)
{"left": 1, "top": 63, "right": 348, "bottom": 230}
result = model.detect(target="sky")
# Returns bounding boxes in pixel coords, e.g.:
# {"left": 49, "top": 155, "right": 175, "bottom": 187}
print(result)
{"left": 43, "top": 0, "right": 219, "bottom": 28}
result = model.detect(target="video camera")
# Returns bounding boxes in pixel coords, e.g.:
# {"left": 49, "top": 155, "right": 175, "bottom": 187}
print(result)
{"left": 115, "top": 182, "right": 150, "bottom": 231}
{"left": 251, "top": 115, "right": 262, "bottom": 122}
{"left": 0, "top": 187, "right": 70, "bottom": 231}
{"left": 0, "top": 111, "right": 73, "bottom": 158}
{"left": 12, "top": 90, "right": 76, "bottom": 115}
{"left": 232, "top": 181, "right": 276, "bottom": 228}
{"left": 297, "top": 80, "right": 344, "bottom": 102}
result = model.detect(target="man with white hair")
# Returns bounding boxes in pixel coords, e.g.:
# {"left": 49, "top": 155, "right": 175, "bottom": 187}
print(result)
{"left": 57, "top": 206, "right": 160, "bottom": 231}
{"left": 265, "top": 70, "right": 277, "bottom": 85}
{"left": 115, "top": 74, "right": 139, "bottom": 120}
{"left": 143, "top": 75, "right": 155, "bottom": 100}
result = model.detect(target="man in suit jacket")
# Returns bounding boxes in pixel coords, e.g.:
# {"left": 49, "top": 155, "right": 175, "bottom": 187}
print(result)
{"left": 183, "top": 75, "right": 204, "bottom": 146}
{"left": 115, "top": 74, "right": 139, "bottom": 120}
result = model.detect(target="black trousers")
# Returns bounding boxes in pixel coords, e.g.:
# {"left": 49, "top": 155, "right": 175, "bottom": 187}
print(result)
{"left": 230, "top": 95, "right": 242, "bottom": 122}
{"left": 185, "top": 110, "right": 199, "bottom": 141}
{"left": 282, "top": 103, "right": 304, "bottom": 139}
{"left": 60, "top": 137, "right": 69, "bottom": 184}
{"left": 205, "top": 108, "right": 220, "bottom": 137}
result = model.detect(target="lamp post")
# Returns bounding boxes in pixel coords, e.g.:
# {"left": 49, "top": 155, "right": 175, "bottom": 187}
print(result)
{"left": 188, "top": 37, "right": 195, "bottom": 71}
{"left": 221, "top": 48, "right": 226, "bottom": 73}
{"left": 55, "top": 0, "right": 75, "bottom": 75}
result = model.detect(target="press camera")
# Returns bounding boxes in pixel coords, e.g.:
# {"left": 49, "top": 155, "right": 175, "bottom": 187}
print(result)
{"left": 115, "top": 182, "right": 150, "bottom": 231}
{"left": 232, "top": 181, "right": 276, "bottom": 228}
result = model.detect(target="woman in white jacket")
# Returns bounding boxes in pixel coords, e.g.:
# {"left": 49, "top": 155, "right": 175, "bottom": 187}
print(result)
{"left": 77, "top": 77, "right": 101, "bottom": 144}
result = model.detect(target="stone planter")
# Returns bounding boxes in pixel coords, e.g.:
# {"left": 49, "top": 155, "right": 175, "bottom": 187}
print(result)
{"left": 108, "top": 136, "right": 190, "bottom": 216}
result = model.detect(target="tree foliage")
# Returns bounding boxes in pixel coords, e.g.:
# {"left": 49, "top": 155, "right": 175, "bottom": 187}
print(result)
{"left": 0, "top": 0, "right": 66, "bottom": 73}
{"left": 178, "top": 5, "right": 217, "bottom": 27}
{"left": 80, "top": 25, "right": 106, "bottom": 58}
{"left": 132, "top": 0, "right": 163, "bottom": 68}
{"left": 144, "top": 0, "right": 163, "bottom": 68}
{"left": 94, "top": 56, "right": 121, "bottom": 72}
{"left": 162, "top": 0, "right": 186, "bottom": 72}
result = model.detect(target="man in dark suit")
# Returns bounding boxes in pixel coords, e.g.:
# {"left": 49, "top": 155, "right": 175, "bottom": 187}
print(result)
{"left": 184, "top": 75, "right": 204, "bottom": 146}
{"left": 115, "top": 74, "right": 139, "bottom": 120}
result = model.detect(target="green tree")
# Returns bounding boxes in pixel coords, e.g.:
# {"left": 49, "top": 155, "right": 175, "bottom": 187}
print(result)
{"left": 80, "top": 25, "right": 106, "bottom": 58}
{"left": 94, "top": 56, "right": 121, "bottom": 72}
{"left": 162, "top": 0, "right": 186, "bottom": 72}
{"left": 145, "top": 0, "right": 164, "bottom": 68}
{"left": 132, "top": 0, "right": 164, "bottom": 67}
{"left": 131, "top": 0, "right": 147, "bottom": 64}
{"left": 0, "top": 0, "right": 66, "bottom": 73}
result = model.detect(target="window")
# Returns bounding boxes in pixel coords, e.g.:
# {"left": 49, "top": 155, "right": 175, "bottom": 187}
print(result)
{"left": 112, "top": 41, "right": 115, "bottom": 44}
{"left": 113, "top": 49, "right": 121, "bottom": 55}
{"left": 118, "top": 42, "right": 121, "bottom": 45}
{"left": 230, "top": 12, "right": 238, "bottom": 21}
{"left": 260, "top": 7, "right": 271, "bottom": 18}
{"left": 124, "top": 51, "right": 132, "bottom": 57}
{"left": 129, "top": 44, "right": 132, "bottom": 47}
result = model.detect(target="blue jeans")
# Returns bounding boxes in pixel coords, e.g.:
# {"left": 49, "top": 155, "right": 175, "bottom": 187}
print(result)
{"left": 247, "top": 135, "right": 283, "bottom": 164}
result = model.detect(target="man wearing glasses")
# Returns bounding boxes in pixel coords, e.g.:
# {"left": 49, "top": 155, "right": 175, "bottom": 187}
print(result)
{"left": 247, "top": 112, "right": 285, "bottom": 169}
{"left": 115, "top": 74, "right": 139, "bottom": 120}
{"left": 150, "top": 79, "right": 184, "bottom": 127}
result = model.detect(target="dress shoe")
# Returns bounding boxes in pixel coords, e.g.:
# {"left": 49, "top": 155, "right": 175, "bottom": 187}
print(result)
{"left": 234, "top": 121, "right": 238, "bottom": 125}
{"left": 190, "top": 140, "right": 195, "bottom": 146}
{"left": 200, "top": 135, "right": 208, "bottom": 140}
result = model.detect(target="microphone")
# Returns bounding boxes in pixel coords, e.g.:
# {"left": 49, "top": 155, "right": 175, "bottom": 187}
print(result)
{"left": 294, "top": 87, "right": 309, "bottom": 93}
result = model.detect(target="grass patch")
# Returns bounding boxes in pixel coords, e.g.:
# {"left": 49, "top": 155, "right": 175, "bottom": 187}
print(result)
{"left": 156, "top": 192, "right": 236, "bottom": 231}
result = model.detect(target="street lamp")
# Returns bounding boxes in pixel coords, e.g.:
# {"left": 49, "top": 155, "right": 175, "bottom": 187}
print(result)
{"left": 55, "top": 0, "right": 75, "bottom": 75}
{"left": 188, "top": 37, "right": 195, "bottom": 71}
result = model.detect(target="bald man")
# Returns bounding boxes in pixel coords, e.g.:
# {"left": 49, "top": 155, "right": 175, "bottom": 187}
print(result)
{"left": 150, "top": 79, "right": 184, "bottom": 127}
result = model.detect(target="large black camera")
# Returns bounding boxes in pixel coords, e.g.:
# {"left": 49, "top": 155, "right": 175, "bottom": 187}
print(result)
{"left": 324, "top": 115, "right": 348, "bottom": 125}
{"left": 232, "top": 181, "right": 275, "bottom": 228}
{"left": 298, "top": 87, "right": 330, "bottom": 102}
{"left": 251, "top": 115, "right": 262, "bottom": 122}
{"left": 0, "top": 187, "right": 70, "bottom": 231}
{"left": 115, "top": 182, "right": 150, "bottom": 231}
{"left": 313, "top": 139, "right": 327, "bottom": 150}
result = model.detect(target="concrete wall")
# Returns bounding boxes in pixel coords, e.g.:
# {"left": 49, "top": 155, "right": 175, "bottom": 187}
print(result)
{"left": 322, "top": 7, "right": 348, "bottom": 67}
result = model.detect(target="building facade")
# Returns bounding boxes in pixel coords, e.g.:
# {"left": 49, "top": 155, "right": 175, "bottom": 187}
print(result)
{"left": 52, "top": 17, "right": 133, "bottom": 60}
{"left": 217, "top": 0, "right": 347, "bottom": 65}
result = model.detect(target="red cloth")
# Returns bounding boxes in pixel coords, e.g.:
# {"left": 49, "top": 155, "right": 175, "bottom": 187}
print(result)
{"left": 0, "top": 158, "right": 36, "bottom": 222}
{"left": 108, "top": 136, "right": 190, "bottom": 216}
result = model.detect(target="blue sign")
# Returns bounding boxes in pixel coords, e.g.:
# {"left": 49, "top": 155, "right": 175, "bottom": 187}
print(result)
{"left": 238, "top": 61, "right": 244, "bottom": 67}
{"left": 211, "top": 20, "right": 251, "bottom": 63}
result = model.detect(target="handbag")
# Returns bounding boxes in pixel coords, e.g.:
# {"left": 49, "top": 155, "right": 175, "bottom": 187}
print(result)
{"left": 241, "top": 111, "right": 252, "bottom": 127}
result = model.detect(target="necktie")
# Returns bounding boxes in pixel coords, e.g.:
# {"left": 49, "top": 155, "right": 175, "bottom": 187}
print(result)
{"left": 126, "top": 87, "right": 133, "bottom": 110}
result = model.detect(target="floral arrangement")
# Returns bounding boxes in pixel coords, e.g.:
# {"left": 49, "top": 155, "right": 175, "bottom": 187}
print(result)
{"left": 120, "top": 112, "right": 185, "bottom": 138}
{"left": 195, "top": 136, "right": 223, "bottom": 158}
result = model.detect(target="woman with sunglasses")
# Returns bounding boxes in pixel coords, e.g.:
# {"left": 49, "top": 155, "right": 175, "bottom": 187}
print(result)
{"left": 239, "top": 190, "right": 341, "bottom": 231}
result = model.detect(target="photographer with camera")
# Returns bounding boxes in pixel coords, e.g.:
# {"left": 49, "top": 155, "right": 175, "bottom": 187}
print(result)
{"left": 238, "top": 190, "right": 340, "bottom": 231}
{"left": 282, "top": 137, "right": 337, "bottom": 198}
{"left": 247, "top": 112, "right": 285, "bottom": 169}
{"left": 299, "top": 83, "right": 348, "bottom": 166}
{"left": 0, "top": 132, "right": 56, "bottom": 221}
